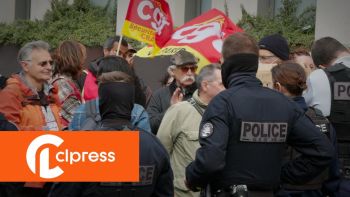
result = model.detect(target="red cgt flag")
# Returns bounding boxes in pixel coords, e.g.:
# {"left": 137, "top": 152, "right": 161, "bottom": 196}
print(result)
{"left": 161, "top": 8, "right": 243, "bottom": 67}
{"left": 122, "top": 0, "right": 173, "bottom": 50}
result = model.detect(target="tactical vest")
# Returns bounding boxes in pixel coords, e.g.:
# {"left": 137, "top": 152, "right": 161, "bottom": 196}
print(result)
{"left": 284, "top": 107, "right": 331, "bottom": 190}
{"left": 324, "top": 63, "right": 350, "bottom": 142}
{"left": 324, "top": 63, "right": 350, "bottom": 179}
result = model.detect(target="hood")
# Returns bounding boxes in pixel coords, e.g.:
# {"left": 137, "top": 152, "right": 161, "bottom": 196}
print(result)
{"left": 221, "top": 53, "right": 259, "bottom": 88}
{"left": 99, "top": 82, "right": 135, "bottom": 121}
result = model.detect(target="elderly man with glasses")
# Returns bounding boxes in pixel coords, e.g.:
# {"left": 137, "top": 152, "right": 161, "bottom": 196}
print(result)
{"left": 0, "top": 40, "right": 62, "bottom": 196}
{"left": 0, "top": 40, "right": 62, "bottom": 131}
{"left": 147, "top": 50, "right": 198, "bottom": 134}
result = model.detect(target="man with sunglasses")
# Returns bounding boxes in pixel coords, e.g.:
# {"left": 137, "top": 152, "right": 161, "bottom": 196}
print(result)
{"left": 147, "top": 50, "right": 198, "bottom": 134}
{"left": 0, "top": 40, "right": 62, "bottom": 197}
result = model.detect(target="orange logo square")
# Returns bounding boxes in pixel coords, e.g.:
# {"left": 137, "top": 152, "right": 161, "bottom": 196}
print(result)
{"left": 0, "top": 131, "right": 139, "bottom": 181}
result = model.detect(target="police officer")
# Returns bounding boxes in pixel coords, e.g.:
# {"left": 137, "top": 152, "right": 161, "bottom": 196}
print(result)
{"left": 49, "top": 56, "right": 174, "bottom": 197}
{"left": 304, "top": 38, "right": 350, "bottom": 193}
{"left": 185, "top": 32, "right": 335, "bottom": 197}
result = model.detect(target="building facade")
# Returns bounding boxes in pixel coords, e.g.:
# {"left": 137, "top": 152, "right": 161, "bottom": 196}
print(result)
{"left": 0, "top": 0, "right": 349, "bottom": 46}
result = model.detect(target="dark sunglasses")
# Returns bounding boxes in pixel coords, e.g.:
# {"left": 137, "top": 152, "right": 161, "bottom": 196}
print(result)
{"left": 179, "top": 66, "right": 197, "bottom": 73}
{"left": 38, "top": 60, "right": 54, "bottom": 67}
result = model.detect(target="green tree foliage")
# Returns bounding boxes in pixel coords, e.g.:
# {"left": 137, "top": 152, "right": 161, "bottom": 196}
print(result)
{"left": 237, "top": 0, "right": 316, "bottom": 50}
{"left": 0, "top": 0, "right": 115, "bottom": 48}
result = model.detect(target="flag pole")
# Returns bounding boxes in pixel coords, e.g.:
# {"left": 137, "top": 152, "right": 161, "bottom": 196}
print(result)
{"left": 116, "top": 34, "right": 123, "bottom": 57}
{"left": 115, "top": 8, "right": 124, "bottom": 57}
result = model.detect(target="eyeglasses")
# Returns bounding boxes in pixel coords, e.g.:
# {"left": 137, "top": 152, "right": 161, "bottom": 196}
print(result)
{"left": 178, "top": 66, "right": 197, "bottom": 73}
{"left": 38, "top": 60, "right": 54, "bottom": 67}
{"left": 23, "top": 60, "right": 54, "bottom": 67}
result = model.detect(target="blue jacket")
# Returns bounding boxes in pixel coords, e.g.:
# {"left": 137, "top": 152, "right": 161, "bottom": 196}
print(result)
{"left": 69, "top": 99, "right": 151, "bottom": 132}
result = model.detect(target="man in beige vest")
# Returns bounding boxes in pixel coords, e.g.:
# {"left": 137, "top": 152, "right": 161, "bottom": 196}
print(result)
{"left": 157, "top": 64, "right": 224, "bottom": 197}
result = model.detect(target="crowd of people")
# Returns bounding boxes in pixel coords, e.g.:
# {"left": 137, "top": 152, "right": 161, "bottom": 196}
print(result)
{"left": 0, "top": 32, "right": 349, "bottom": 197}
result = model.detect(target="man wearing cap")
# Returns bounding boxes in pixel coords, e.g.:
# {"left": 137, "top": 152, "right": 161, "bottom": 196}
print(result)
{"left": 147, "top": 50, "right": 198, "bottom": 134}
{"left": 256, "top": 34, "right": 290, "bottom": 88}
{"left": 258, "top": 34, "right": 290, "bottom": 64}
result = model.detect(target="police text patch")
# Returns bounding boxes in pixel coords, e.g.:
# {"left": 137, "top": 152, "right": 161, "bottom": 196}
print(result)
{"left": 334, "top": 82, "right": 350, "bottom": 100}
{"left": 200, "top": 123, "right": 214, "bottom": 138}
{"left": 132, "top": 165, "right": 155, "bottom": 186}
{"left": 240, "top": 121, "right": 287, "bottom": 142}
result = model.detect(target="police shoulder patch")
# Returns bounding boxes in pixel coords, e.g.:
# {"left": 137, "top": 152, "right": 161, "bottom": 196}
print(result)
{"left": 200, "top": 122, "right": 214, "bottom": 138}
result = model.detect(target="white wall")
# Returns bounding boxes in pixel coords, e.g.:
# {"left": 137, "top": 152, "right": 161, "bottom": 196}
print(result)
{"left": 315, "top": 0, "right": 350, "bottom": 46}
{"left": 30, "top": 0, "right": 52, "bottom": 20}
{"left": 211, "top": 0, "right": 259, "bottom": 23}
{"left": 0, "top": 0, "right": 15, "bottom": 23}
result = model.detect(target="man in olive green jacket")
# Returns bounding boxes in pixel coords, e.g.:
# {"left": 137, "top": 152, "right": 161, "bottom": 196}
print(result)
{"left": 157, "top": 64, "right": 224, "bottom": 197}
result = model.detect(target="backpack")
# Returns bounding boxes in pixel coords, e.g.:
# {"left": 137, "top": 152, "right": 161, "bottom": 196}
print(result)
{"left": 0, "top": 113, "right": 18, "bottom": 131}
{"left": 0, "top": 75, "right": 8, "bottom": 89}
{"left": 80, "top": 100, "right": 101, "bottom": 131}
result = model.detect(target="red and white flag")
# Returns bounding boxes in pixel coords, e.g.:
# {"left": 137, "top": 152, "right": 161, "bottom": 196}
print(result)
{"left": 122, "top": 0, "right": 173, "bottom": 51}
{"left": 137, "top": 9, "right": 243, "bottom": 69}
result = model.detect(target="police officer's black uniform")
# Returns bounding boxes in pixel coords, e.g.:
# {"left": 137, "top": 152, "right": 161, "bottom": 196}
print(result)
{"left": 49, "top": 123, "right": 174, "bottom": 197}
{"left": 324, "top": 63, "right": 350, "bottom": 180}
{"left": 185, "top": 54, "right": 334, "bottom": 197}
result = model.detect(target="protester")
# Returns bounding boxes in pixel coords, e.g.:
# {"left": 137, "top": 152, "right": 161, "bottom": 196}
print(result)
{"left": 258, "top": 33, "right": 290, "bottom": 64}
{"left": 0, "top": 40, "right": 62, "bottom": 131}
{"left": 51, "top": 40, "right": 85, "bottom": 127}
{"left": 147, "top": 50, "right": 198, "bottom": 134}
{"left": 69, "top": 56, "right": 151, "bottom": 132}
{"left": 290, "top": 48, "right": 316, "bottom": 76}
{"left": 83, "top": 36, "right": 129, "bottom": 102}
{"left": 82, "top": 36, "right": 147, "bottom": 107}
{"left": 0, "top": 40, "right": 62, "bottom": 196}
{"left": 50, "top": 56, "right": 174, "bottom": 197}
{"left": 256, "top": 34, "right": 290, "bottom": 88}
{"left": 157, "top": 64, "right": 224, "bottom": 197}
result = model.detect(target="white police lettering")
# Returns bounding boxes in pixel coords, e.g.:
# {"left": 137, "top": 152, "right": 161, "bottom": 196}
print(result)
{"left": 137, "top": 0, "right": 170, "bottom": 35}
{"left": 316, "top": 124, "right": 328, "bottom": 133}
{"left": 200, "top": 122, "right": 214, "bottom": 138}
{"left": 334, "top": 82, "right": 350, "bottom": 100}
{"left": 172, "top": 22, "right": 221, "bottom": 44}
{"left": 240, "top": 121, "right": 288, "bottom": 142}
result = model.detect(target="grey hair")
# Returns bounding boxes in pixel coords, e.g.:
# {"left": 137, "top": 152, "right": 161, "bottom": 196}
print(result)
{"left": 196, "top": 63, "right": 221, "bottom": 91}
{"left": 17, "top": 40, "right": 50, "bottom": 62}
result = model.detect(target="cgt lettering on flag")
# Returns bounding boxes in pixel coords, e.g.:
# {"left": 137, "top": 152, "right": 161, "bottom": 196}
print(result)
{"left": 122, "top": 0, "right": 173, "bottom": 49}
